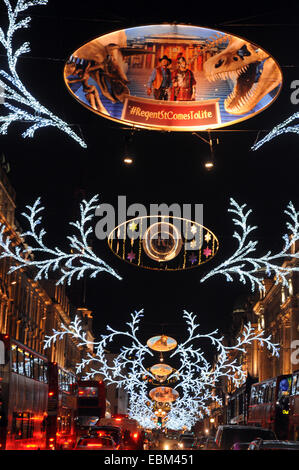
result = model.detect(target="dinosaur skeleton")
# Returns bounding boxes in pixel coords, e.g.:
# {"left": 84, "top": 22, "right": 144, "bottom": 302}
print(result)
{"left": 203, "top": 36, "right": 281, "bottom": 115}
{"left": 66, "top": 34, "right": 152, "bottom": 115}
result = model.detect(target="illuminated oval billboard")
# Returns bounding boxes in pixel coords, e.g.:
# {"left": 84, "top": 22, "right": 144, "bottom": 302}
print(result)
{"left": 64, "top": 24, "right": 282, "bottom": 131}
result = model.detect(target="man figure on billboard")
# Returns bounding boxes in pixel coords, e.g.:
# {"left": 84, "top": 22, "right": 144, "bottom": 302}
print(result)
{"left": 147, "top": 55, "right": 172, "bottom": 100}
{"left": 171, "top": 56, "right": 196, "bottom": 101}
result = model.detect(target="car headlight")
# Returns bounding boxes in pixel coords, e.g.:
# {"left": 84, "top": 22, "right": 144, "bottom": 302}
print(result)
{"left": 164, "top": 445, "right": 169, "bottom": 450}
{"left": 179, "top": 443, "right": 183, "bottom": 448}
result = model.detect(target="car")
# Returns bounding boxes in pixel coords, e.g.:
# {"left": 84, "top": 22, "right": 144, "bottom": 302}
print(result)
{"left": 176, "top": 434, "right": 197, "bottom": 450}
{"left": 215, "top": 425, "right": 277, "bottom": 450}
{"left": 161, "top": 434, "right": 178, "bottom": 450}
{"left": 200, "top": 437, "right": 218, "bottom": 450}
{"left": 248, "top": 439, "right": 299, "bottom": 450}
{"left": 231, "top": 442, "right": 250, "bottom": 450}
{"left": 89, "top": 425, "right": 123, "bottom": 449}
{"left": 75, "top": 436, "right": 117, "bottom": 450}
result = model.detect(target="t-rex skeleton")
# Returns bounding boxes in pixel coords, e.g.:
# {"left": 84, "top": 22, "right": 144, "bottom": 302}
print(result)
{"left": 203, "top": 36, "right": 282, "bottom": 115}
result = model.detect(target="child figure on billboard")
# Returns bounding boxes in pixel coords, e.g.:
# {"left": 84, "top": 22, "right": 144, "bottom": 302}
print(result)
{"left": 171, "top": 56, "right": 196, "bottom": 101}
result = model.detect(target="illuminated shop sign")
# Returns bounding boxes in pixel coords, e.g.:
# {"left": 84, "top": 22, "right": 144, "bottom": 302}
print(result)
{"left": 64, "top": 24, "right": 282, "bottom": 131}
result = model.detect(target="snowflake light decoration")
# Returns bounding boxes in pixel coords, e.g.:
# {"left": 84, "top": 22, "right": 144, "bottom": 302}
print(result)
{"left": 44, "top": 309, "right": 279, "bottom": 430}
{"left": 0, "top": 0, "right": 86, "bottom": 147}
{"left": 0, "top": 195, "right": 122, "bottom": 284}
{"left": 200, "top": 198, "right": 299, "bottom": 293}
{"left": 252, "top": 112, "right": 299, "bottom": 150}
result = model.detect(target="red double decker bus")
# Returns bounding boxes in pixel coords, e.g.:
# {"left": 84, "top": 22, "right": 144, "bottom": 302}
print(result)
{"left": 289, "top": 370, "right": 299, "bottom": 440}
{"left": 75, "top": 380, "right": 106, "bottom": 437}
{"left": 248, "top": 374, "right": 292, "bottom": 439}
{"left": 46, "top": 362, "right": 77, "bottom": 450}
{"left": 0, "top": 334, "right": 48, "bottom": 450}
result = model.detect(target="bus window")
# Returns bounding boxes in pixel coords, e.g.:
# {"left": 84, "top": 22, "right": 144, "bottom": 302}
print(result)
{"left": 39, "top": 360, "right": 47, "bottom": 383}
{"left": 258, "top": 385, "right": 265, "bottom": 404}
{"left": 278, "top": 377, "right": 292, "bottom": 400}
{"left": 24, "top": 351, "right": 32, "bottom": 378}
{"left": 33, "top": 356, "right": 39, "bottom": 381}
{"left": 292, "top": 375, "right": 298, "bottom": 395}
{"left": 250, "top": 386, "right": 258, "bottom": 405}
{"left": 11, "top": 345, "right": 17, "bottom": 373}
{"left": 12, "top": 412, "right": 34, "bottom": 440}
{"left": 271, "top": 380, "right": 276, "bottom": 402}
{"left": 17, "top": 348, "right": 25, "bottom": 375}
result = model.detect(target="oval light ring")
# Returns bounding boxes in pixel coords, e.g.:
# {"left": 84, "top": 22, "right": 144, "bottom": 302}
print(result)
{"left": 64, "top": 24, "right": 282, "bottom": 132}
{"left": 147, "top": 335, "right": 177, "bottom": 352}
{"left": 149, "top": 386, "right": 179, "bottom": 403}
{"left": 150, "top": 364, "right": 173, "bottom": 377}
{"left": 107, "top": 215, "right": 219, "bottom": 271}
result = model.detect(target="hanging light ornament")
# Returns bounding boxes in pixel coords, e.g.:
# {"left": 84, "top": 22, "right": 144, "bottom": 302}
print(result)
{"left": 147, "top": 335, "right": 177, "bottom": 352}
{"left": 149, "top": 387, "right": 179, "bottom": 403}
{"left": 108, "top": 215, "right": 219, "bottom": 271}
{"left": 0, "top": 0, "right": 86, "bottom": 147}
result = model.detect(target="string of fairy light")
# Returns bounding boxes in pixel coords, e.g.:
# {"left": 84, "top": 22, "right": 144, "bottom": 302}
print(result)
{"left": 0, "top": 0, "right": 87, "bottom": 147}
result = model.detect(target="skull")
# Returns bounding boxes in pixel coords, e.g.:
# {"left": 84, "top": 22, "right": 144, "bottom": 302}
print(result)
{"left": 204, "top": 37, "right": 282, "bottom": 115}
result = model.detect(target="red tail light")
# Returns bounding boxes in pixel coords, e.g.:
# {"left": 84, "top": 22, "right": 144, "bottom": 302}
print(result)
{"left": 132, "top": 432, "right": 138, "bottom": 440}
{"left": 48, "top": 391, "right": 54, "bottom": 397}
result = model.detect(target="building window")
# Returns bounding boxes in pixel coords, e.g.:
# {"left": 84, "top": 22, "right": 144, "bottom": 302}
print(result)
{"left": 281, "top": 287, "right": 286, "bottom": 304}
{"left": 288, "top": 278, "right": 293, "bottom": 297}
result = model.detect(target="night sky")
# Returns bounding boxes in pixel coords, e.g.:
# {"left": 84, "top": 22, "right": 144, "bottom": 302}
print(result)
{"left": 0, "top": 1, "right": 299, "bottom": 354}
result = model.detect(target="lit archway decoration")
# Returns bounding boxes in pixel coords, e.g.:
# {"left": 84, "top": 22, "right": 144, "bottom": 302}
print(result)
{"left": 108, "top": 215, "right": 219, "bottom": 271}
{"left": 44, "top": 309, "right": 280, "bottom": 430}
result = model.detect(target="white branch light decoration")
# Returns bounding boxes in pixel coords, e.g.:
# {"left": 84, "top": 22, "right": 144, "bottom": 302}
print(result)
{"left": 252, "top": 113, "right": 299, "bottom": 150}
{"left": 0, "top": 195, "right": 122, "bottom": 284}
{"left": 0, "top": 0, "right": 87, "bottom": 147}
{"left": 0, "top": 195, "right": 297, "bottom": 291}
{"left": 200, "top": 198, "right": 299, "bottom": 293}
{"left": 44, "top": 309, "right": 279, "bottom": 430}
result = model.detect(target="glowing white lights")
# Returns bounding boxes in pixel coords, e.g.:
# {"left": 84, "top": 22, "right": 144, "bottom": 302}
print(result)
{"left": 200, "top": 198, "right": 299, "bottom": 292}
{"left": 0, "top": 0, "right": 87, "bottom": 147}
{"left": 44, "top": 309, "right": 279, "bottom": 430}
{"left": 252, "top": 112, "right": 299, "bottom": 150}
{"left": 0, "top": 195, "right": 121, "bottom": 284}
{"left": 0, "top": 195, "right": 297, "bottom": 293}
